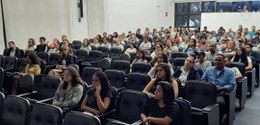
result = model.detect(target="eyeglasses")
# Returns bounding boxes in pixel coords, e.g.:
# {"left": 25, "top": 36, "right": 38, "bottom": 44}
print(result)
{"left": 63, "top": 73, "right": 71, "bottom": 76}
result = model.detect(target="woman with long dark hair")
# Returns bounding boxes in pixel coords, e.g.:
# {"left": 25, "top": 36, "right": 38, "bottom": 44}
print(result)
{"left": 141, "top": 81, "right": 179, "bottom": 125}
{"left": 144, "top": 63, "right": 178, "bottom": 98}
{"left": 81, "top": 71, "right": 112, "bottom": 115}
{"left": 231, "top": 47, "right": 253, "bottom": 70}
{"left": 52, "top": 66, "right": 84, "bottom": 109}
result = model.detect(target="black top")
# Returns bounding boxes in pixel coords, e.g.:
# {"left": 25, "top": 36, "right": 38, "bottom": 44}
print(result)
{"left": 86, "top": 88, "right": 112, "bottom": 111}
{"left": 142, "top": 98, "right": 179, "bottom": 125}
{"left": 35, "top": 44, "right": 49, "bottom": 52}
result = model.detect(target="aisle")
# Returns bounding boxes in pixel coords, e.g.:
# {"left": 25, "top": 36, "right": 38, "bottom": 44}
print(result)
{"left": 233, "top": 87, "right": 260, "bottom": 125}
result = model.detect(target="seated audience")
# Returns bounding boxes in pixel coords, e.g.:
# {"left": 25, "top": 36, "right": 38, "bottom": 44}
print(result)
{"left": 81, "top": 71, "right": 112, "bottom": 115}
{"left": 183, "top": 38, "right": 200, "bottom": 56}
{"left": 224, "top": 56, "right": 243, "bottom": 80}
{"left": 35, "top": 36, "right": 49, "bottom": 53}
{"left": 205, "top": 43, "right": 219, "bottom": 61}
{"left": 101, "top": 37, "right": 112, "bottom": 50}
{"left": 90, "top": 37, "right": 101, "bottom": 48}
{"left": 201, "top": 54, "right": 236, "bottom": 124}
{"left": 144, "top": 63, "right": 178, "bottom": 98}
{"left": 139, "top": 37, "right": 152, "bottom": 51}
{"left": 124, "top": 43, "right": 137, "bottom": 55}
{"left": 80, "top": 38, "right": 92, "bottom": 53}
{"left": 48, "top": 38, "right": 61, "bottom": 54}
{"left": 148, "top": 53, "right": 174, "bottom": 78}
{"left": 231, "top": 47, "right": 253, "bottom": 70}
{"left": 10, "top": 52, "right": 41, "bottom": 94}
{"left": 173, "top": 56, "right": 200, "bottom": 87}
{"left": 131, "top": 50, "right": 148, "bottom": 68}
{"left": 164, "top": 39, "right": 178, "bottom": 55}
{"left": 222, "top": 40, "right": 236, "bottom": 57}
{"left": 151, "top": 43, "right": 164, "bottom": 59}
{"left": 25, "top": 38, "right": 37, "bottom": 54}
{"left": 4, "top": 41, "right": 22, "bottom": 58}
{"left": 245, "top": 43, "right": 260, "bottom": 63}
{"left": 113, "top": 39, "right": 124, "bottom": 51}
{"left": 195, "top": 52, "right": 212, "bottom": 71}
{"left": 52, "top": 66, "right": 84, "bottom": 109}
{"left": 48, "top": 46, "right": 74, "bottom": 77}
{"left": 141, "top": 81, "right": 179, "bottom": 125}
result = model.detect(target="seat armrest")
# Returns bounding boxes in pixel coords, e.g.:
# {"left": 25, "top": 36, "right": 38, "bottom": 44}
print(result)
{"left": 203, "top": 104, "right": 219, "bottom": 125}
{"left": 97, "top": 109, "right": 116, "bottom": 119}
{"left": 106, "top": 118, "right": 131, "bottom": 125}
{"left": 36, "top": 97, "right": 54, "bottom": 104}
{"left": 16, "top": 91, "right": 38, "bottom": 98}
{"left": 131, "top": 120, "right": 142, "bottom": 125}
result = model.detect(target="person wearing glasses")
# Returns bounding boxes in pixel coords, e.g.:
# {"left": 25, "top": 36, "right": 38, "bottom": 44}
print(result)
{"left": 52, "top": 66, "right": 84, "bottom": 109}
{"left": 148, "top": 53, "right": 174, "bottom": 79}
{"left": 173, "top": 56, "right": 200, "bottom": 88}
{"left": 48, "top": 46, "right": 74, "bottom": 78}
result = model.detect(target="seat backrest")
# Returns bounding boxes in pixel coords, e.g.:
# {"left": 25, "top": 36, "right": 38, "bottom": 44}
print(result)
{"left": 104, "top": 69, "right": 125, "bottom": 88}
{"left": 75, "top": 49, "right": 88, "bottom": 61}
{"left": 172, "top": 57, "right": 186, "bottom": 67}
{"left": 0, "top": 67, "right": 4, "bottom": 90}
{"left": 175, "top": 98, "right": 192, "bottom": 125}
{"left": 116, "top": 90, "right": 148, "bottom": 124}
{"left": 109, "top": 47, "right": 122, "bottom": 58}
{"left": 3, "top": 56, "right": 17, "bottom": 70}
{"left": 171, "top": 52, "right": 188, "bottom": 59}
{"left": 0, "top": 92, "right": 5, "bottom": 122}
{"left": 40, "top": 60, "right": 46, "bottom": 74}
{"left": 48, "top": 53, "right": 61, "bottom": 65}
{"left": 111, "top": 60, "right": 130, "bottom": 74}
{"left": 81, "top": 67, "right": 102, "bottom": 85}
{"left": 18, "top": 74, "right": 34, "bottom": 94}
{"left": 33, "top": 74, "right": 45, "bottom": 91}
{"left": 30, "top": 103, "right": 63, "bottom": 125}
{"left": 97, "top": 46, "right": 109, "bottom": 57}
{"left": 230, "top": 62, "right": 246, "bottom": 77}
{"left": 184, "top": 80, "right": 217, "bottom": 109}
{"left": 39, "top": 76, "right": 61, "bottom": 99}
{"left": 132, "top": 63, "right": 152, "bottom": 74}
{"left": 15, "top": 58, "right": 28, "bottom": 72}
{"left": 72, "top": 40, "right": 82, "bottom": 46}
{"left": 37, "top": 52, "right": 49, "bottom": 63}
{"left": 63, "top": 111, "right": 101, "bottom": 125}
{"left": 88, "top": 50, "right": 103, "bottom": 62}
{"left": 0, "top": 55, "right": 4, "bottom": 67}
{"left": 126, "top": 73, "right": 151, "bottom": 91}
{"left": 97, "top": 58, "right": 111, "bottom": 71}
{"left": 2, "top": 96, "right": 31, "bottom": 125}
{"left": 117, "top": 54, "right": 131, "bottom": 61}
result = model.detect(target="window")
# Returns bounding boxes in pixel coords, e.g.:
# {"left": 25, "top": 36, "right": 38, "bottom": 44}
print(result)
{"left": 252, "top": 1, "right": 260, "bottom": 12}
{"left": 202, "top": 1, "right": 215, "bottom": 12}
{"left": 216, "top": 2, "right": 232, "bottom": 12}
{"left": 175, "top": 2, "right": 201, "bottom": 28}
{"left": 233, "top": 2, "right": 249, "bottom": 12}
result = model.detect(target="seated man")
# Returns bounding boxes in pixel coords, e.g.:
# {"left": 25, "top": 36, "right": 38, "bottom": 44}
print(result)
{"left": 201, "top": 54, "right": 236, "bottom": 124}
{"left": 224, "top": 56, "right": 243, "bottom": 80}
{"left": 195, "top": 52, "right": 212, "bottom": 71}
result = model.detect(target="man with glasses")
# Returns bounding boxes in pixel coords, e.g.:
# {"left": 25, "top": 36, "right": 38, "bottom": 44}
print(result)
{"left": 201, "top": 54, "right": 236, "bottom": 124}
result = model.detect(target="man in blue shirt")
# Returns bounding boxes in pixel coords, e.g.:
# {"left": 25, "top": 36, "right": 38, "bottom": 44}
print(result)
{"left": 201, "top": 54, "right": 236, "bottom": 92}
{"left": 201, "top": 53, "right": 236, "bottom": 124}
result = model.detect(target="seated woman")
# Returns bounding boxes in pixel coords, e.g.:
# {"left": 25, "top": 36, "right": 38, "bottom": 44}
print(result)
{"left": 222, "top": 40, "right": 236, "bottom": 57}
{"left": 130, "top": 50, "right": 148, "bottom": 68}
{"left": 231, "top": 47, "right": 253, "bottom": 70}
{"left": 24, "top": 38, "right": 37, "bottom": 54}
{"left": 183, "top": 38, "right": 200, "bottom": 56}
{"left": 150, "top": 43, "right": 164, "bottom": 59}
{"left": 48, "top": 46, "right": 74, "bottom": 77}
{"left": 141, "top": 81, "right": 179, "bottom": 125}
{"left": 52, "top": 66, "right": 84, "bottom": 109}
{"left": 48, "top": 38, "right": 60, "bottom": 54}
{"left": 148, "top": 52, "right": 174, "bottom": 78}
{"left": 80, "top": 71, "right": 112, "bottom": 115}
{"left": 124, "top": 42, "right": 137, "bottom": 55}
{"left": 80, "top": 38, "right": 92, "bottom": 53}
{"left": 173, "top": 56, "right": 200, "bottom": 87}
{"left": 10, "top": 52, "right": 42, "bottom": 95}
{"left": 144, "top": 63, "right": 178, "bottom": 98}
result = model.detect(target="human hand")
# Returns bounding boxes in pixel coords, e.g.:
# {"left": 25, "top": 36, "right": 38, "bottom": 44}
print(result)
{"left": 95, "top": 83, "right": 101, "bottom": 95}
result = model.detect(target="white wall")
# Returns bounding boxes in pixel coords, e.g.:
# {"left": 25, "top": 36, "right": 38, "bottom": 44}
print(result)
{"left": 87, "top": 0, "right": 105, "bottom": 37}
{"left": 0, "top": 2, "right": 5, "bottom": 53}
{"left": 2, "top": 0, "right": 88, "bottom": 49}
{"left": 105, "top": 0, "right": 173, "bottom": 34}
{"left": 201, "top": 12, "right": 260, "bottom": 31}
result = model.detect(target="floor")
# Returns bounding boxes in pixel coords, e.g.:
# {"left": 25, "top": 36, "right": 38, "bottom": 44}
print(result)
{"left": 233, "top": 86, "right": 260, "bottom": 125}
